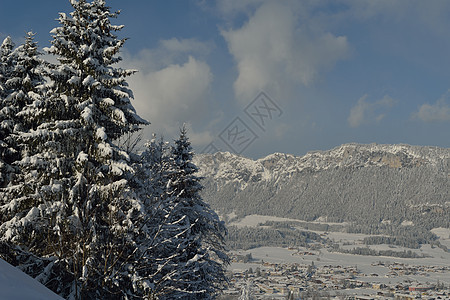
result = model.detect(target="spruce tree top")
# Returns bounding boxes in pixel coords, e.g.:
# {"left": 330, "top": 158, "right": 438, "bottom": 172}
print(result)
{"left": 172, "top": 126, "right": 199, "bottom": 176}
{"left": 6, "top": 32, "right": 47, "bottom": 132}
{"left": 0, "top": 37, "right": 14, "bottom": 60}
{"left": 45, "top": 0, "right": 148, "bottom": 141}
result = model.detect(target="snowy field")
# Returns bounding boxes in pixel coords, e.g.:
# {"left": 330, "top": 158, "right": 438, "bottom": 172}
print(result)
{"left": 231, "top": 245, "right": 450, "bottom": 285}
{"left": 229, "top": 214, "right": 302, "bottom": 227}
{"left": 229, "top": 214, "right": 349, "bottom": 228}
{"left": 228, "top": 215, "right": 450, "bottom": 286}
{"left": 0, "top": 259, "right": 63, "bottom": 299}
{"left": 431, "top": 227, "right": 450, "bottom": 248}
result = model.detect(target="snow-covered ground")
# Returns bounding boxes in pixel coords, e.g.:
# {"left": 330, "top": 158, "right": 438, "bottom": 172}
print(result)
{"left": 229, "top": 214, "right": 302, "bottom": 227}
{"left": 0, "top": 258, "right": 63, "bottom": 300}
{"left": 431, "top": 227, "right": 450, "bottom": 248}
{"left": 228, "top": 217, "right": 450, "bottom": 286}
{"left": 231, "top": 245, "right": 450, "bottom": 285}
{"left": 229, "top": 214, "right": 349, "bottom": 228}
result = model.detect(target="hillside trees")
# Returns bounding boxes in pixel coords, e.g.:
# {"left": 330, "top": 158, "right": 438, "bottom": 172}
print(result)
{"left": 0, "top": 1, "right": 229, "bottom": 299}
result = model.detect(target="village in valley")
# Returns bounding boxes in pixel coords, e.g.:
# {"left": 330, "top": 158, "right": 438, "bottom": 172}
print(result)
{"left": 221, "top": 248, "right": 449, "bottom": 299}
{"left": 219, "top": 218, "right": 450, "bottom": 299}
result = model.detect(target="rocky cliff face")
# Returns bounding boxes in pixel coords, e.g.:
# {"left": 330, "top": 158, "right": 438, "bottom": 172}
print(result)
{"left": 194, "top": 144, "right": 450, "bottom": 227}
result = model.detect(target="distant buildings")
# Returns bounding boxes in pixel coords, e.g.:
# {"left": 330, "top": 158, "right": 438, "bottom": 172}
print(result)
{"left": 223, "top": 252, "right": 449, "bottom": 299}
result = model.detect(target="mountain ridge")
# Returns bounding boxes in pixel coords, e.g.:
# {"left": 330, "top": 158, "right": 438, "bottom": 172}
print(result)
{"left": 194, "top": 143, "right": 449, "bottom": 229}
{"left": 195, "top": 143, "right": 449, "bottom": 190}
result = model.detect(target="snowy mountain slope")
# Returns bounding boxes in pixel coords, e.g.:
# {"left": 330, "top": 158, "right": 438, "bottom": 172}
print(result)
{"left": 0, "top": 258, "right": 63, "bottom": 300}
{"left": 194, "top": 143, "right": 450, "bottom": 226}
{"left": 195, "top": 143, "right": 449, "bottom": 188}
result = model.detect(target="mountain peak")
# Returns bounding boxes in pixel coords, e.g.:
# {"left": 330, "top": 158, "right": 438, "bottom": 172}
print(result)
{"left": 194, "top": 143, "right": 450, "bottom": 187}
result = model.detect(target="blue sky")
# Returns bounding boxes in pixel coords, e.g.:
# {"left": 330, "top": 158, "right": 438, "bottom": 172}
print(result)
{"left": 1, "top": 0, "right": 450, "bottom": 159}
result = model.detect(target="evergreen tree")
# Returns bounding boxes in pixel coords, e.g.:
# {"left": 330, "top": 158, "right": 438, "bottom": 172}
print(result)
{"left": 0, "top": 1, "right": 148, "bottom": 299}
{"left": 148, "top": 126, "right": 229, "bottom": 299}
{"left": 0, "top": 36, "right": 16, "bottom": 188}
{"left": 0, "top": 31, "right": 48, "bottom": 228}
{"left": 0, "top": 34, "right": 54, "bottom": 291}
{"left": 0, "top": 33, "right": 59, "bottom": 298}
{"left": 139, "top": 134, "right": 171, "bottom": 204}
{"left": 131, "top": 129, "right": 229, "bottom": 299}
{"left": 133, "top": 130, "right": 229, "bottom": 299}
{"left": 130, "top": 134, "right": 177, "bottom": 298}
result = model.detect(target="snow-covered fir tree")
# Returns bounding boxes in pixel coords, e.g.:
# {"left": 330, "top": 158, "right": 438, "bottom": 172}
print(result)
{"left": 0, "top": 32, "right": 48, "bottom": 224}
{"left": 132, "top": 130, "right": 229, "bottom": 299}
{"left": 130, "top": 134, "right": 175, "bottom": 298}
{"left": 145, "top": 126, "right": 229, "bottom": 299}
{"left": 0, "top": 1, "right": 148, "bottom": 299}
{"left": 0, "top": 32, "right": 51, "bottom": 285}
{"left": 0, "top": 36, "right": 17, "bottom": 188}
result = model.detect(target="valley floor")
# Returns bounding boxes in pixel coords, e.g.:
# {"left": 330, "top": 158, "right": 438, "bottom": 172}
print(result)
{"left": 220, "top": 216, "right": 450, "bottom": 299}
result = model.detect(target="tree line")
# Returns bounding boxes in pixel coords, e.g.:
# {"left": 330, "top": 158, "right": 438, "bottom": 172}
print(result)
{"left": 333, "top": 247, "right": 427, "bottom": 259}
{"left": 0, "top": 1, "right": 228, "bottom": 299}
{"left": 226, "top": 225, "right": 323, "bottom": 250}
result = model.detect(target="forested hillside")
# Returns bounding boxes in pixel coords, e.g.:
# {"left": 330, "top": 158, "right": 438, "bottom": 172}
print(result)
{"left": 195, "top": 144, "right": 450, "bottom": 239}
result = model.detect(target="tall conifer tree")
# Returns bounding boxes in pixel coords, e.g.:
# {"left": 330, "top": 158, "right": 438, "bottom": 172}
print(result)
{"left": 131, "top": 135, "right": 175, "bottom": 298}
{"left": 0, "top": 33, "right": 51, "bottom": 283}
{"left": 134, "top": 130, "right": 229, "bottom": 299}
{"left": 0, "top": 1, "right": 148, "bottom": 299}
{"left": 148, "top": 126, "right": 229, "bottom": 299}
{"left": 0, "top": 36, "right": 16, "bottom": 188}
{"left": 0, "top": 32, "right": 47, "bottom": 223}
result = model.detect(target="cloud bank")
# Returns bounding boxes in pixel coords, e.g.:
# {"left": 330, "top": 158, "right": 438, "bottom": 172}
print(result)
{"left": 122, "top": 38, "right": 215, "bottom": 145}
{"left": 221, "top": 1, "right": 350, "bottom": 102}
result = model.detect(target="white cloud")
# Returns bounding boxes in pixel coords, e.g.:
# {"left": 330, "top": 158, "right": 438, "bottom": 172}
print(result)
{"left": 348, "top": 95, "right": 396, "bottom": 127}
{"left": 221, "top": 1, "right": 349, "bottom": 102}
{"left": 121, "top": 38, "right": 216, "bottom": 145}
{"left": 124, "top": 38, "right": 213, "bottom": 71}
{"left": 348, "top": 95, "right": 368, "bottom": 128}
{"left": 129, "top": 56, "right": 213, "bottom": 138}
{"left": 413, "top": 91, "right": 450, "bottom": 122}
